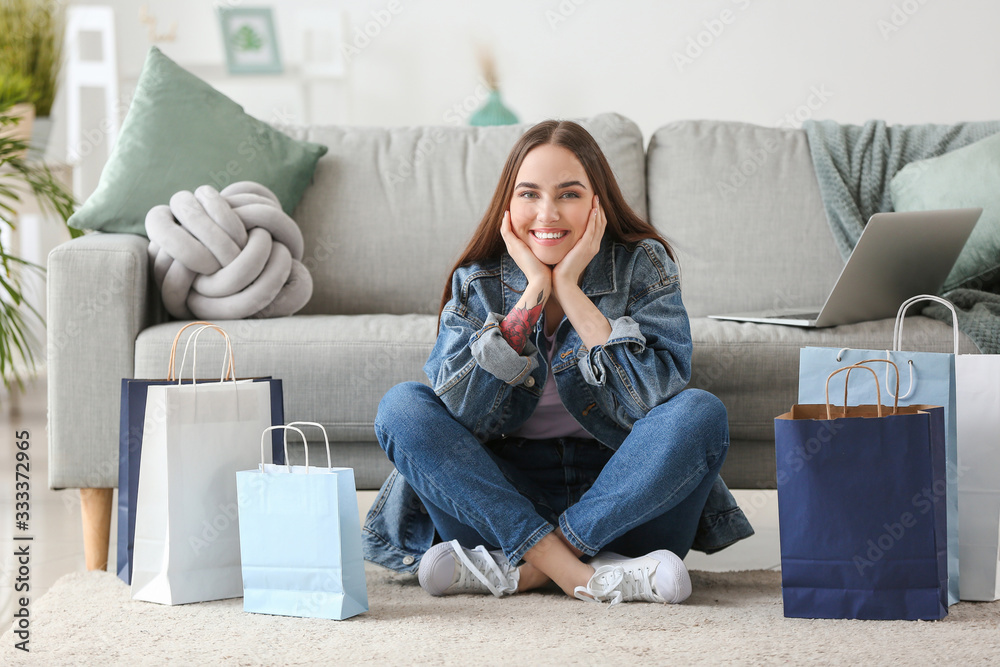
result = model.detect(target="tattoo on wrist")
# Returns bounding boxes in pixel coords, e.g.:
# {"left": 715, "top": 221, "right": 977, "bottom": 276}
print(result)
{"left": 501, "top": 290, "right": 544, "bottom": 353}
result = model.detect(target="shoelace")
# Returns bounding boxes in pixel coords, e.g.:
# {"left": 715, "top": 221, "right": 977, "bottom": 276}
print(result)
{"left": 449, "top": 540, "right": 517, "bottom": 598}
{"left": 574, "top": 563, "right": 657, "bottom": 606}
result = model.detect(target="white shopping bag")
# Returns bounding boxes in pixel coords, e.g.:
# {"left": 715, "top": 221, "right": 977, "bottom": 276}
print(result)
{"left": 131, "top": 326, "right": 275, "bottom": 605}
{"left": 956, "top": 353, "right": 1000, "bottom": 601}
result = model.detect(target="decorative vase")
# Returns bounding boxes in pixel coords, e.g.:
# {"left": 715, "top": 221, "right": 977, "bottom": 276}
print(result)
{"left": 469, "top": 89, "right": 519, "bottom": 126}
{"left": 1, "top": 103, "right": 35, "bottom": 139}
{"left": 28, "top": 115, "right": 53, "bottom": 160}
{"left": 0, "top": 103, "right": 35, "bottom": 159}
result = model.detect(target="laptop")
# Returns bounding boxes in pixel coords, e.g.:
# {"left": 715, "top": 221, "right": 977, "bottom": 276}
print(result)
{"left": 708, "top": 208, "right": 982, "bottom": 328}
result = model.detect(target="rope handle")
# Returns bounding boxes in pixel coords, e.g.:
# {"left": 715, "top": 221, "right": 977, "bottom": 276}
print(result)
{"left": 836, "top": 347, "right": 916, "bottom": 400}
{"left": 284, "top": 422, "right": 333, "bottom": 470}
{"left": 176, "top": 325, "right": 235, "bottom": 385}
{"left": 167, "top": 321, "right": 235, "bottom": 380}
{"left": 260, "top": 425, "right": 307, "bottom": 470}
{"left": 893, "top": 295, "right": 959, "bottom": 355}
{"left": 825, "top": 364, "right": 885, "bottom": 419}
{"left": 847, "top": 358, "right": 901, "bottom": 414}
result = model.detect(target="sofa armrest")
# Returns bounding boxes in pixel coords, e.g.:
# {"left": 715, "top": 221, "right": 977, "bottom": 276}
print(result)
{"left": 47, "top": 233, "right": 157, "bottom": 489}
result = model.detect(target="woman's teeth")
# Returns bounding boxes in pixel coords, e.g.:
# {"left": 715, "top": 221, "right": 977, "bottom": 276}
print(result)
{"left": 533, "top": 231, "right": 567, "bottom": 240}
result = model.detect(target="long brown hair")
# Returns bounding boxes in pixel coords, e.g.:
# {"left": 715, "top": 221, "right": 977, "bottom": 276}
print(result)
{"left": 439, "top": 120, "right": 674, "bottom": 317}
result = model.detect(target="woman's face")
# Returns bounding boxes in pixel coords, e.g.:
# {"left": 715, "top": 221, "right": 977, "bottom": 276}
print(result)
{"left": 509, "top": 144, "right": 593, "bottom": 266}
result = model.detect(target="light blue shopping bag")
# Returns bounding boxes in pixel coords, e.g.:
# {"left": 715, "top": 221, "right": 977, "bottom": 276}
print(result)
{"left": 798, "top": 295, "right": 961, "bottom": 606}
{"left": 237, "top": 423, "right": 368, "bottom": 620}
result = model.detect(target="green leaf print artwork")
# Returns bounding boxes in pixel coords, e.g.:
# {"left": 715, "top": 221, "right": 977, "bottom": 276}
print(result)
{"left": 233, "top": 24, "right": 264, "bottom": 52}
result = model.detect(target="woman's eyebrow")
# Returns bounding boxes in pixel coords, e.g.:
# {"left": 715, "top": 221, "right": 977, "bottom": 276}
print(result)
{"left": 514, "top": 180, "right": 587, "bottom": 189}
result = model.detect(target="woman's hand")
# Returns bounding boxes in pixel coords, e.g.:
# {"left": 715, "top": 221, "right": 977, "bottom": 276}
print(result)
{"left": 552, "top": 196, "right": 606, "bottom": 296}
{"left": 499, "top": 211, "right": 550, "bottom": 352}
{"left": 549, "top": 196, "right": 611, "bottom": 350}
{"left": 500, "top": 210, "right": 551, "bottom": 288}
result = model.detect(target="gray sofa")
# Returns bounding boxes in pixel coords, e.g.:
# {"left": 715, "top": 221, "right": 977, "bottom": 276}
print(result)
{"left": 47, "top": 113, "right": 975, "bottom": 568}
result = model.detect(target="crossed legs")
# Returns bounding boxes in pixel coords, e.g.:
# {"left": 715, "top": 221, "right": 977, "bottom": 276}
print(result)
{"left": 375, "top": 382, "right": 729, "bottom": 599}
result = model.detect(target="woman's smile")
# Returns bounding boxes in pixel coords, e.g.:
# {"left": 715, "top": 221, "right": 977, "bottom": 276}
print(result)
{"left": 530, "top": 229, "right": 570, "bottom": 244}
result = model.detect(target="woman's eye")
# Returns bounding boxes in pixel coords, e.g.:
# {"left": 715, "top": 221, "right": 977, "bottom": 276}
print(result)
{"left": 561, "top": 191, "right": 580, "bottom": 198}
{"left": 519, "top": 191, "right": 538, "bottom": 199}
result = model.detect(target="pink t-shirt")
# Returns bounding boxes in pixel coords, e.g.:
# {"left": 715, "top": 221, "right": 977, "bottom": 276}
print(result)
{"left": 514, "top": 327, "right": 594, "bottom": 440}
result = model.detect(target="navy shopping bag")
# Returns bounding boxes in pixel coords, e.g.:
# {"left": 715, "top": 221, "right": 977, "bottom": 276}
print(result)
{"left": 798, "top": 295, "right": 962, "bottom": 605}
{"left": 116, "top": 322, "right": 285, "bottom": 584}
{"left": 775, "top": 364, "right": 948, "bottom": 620}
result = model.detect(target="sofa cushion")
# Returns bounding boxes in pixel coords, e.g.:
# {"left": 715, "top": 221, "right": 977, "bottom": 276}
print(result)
{"left": 689, "top": 316, "right": 978, "bottom": 443}
{"left": 646, "top": 120, "right": 844, "bottom": 318}
{"left": 890, "top": 131, "right": 1000, "bottom": 292}
{"left": 68, "top": 47, "right": 328, "bottom": 235}
{"left": 284, "top": 113, "right": 647, "bottom": 316}
{"left": 134, "top": 314, "right": 436, "bottom": 444}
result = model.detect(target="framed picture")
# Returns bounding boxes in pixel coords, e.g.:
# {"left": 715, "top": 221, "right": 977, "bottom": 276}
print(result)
{"left": 218, "top": 7, "right": 282, "bottom": 75}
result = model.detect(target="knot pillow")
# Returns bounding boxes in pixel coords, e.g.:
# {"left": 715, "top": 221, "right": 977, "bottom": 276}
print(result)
{"left": 146, "top": 181, "right": 313, "bottom": 319}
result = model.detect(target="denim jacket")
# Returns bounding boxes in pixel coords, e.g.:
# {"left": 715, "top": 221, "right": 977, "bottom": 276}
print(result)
{"left": 363, "top": 237, "right": 753, "bottom": 573}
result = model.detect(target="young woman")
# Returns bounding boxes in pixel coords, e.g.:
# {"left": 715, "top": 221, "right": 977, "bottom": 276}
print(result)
{"left": 362, "top": 120, "right": 753, "bottom": 605}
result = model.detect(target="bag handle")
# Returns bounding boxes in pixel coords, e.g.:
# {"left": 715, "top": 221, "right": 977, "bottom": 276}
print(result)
{"left": 825, "top": 362, "right": 899, "bottom": 419}
{"left": 167, "top": 321, "right": 235, "bottom": 380}
{"left": 284, "top": 421, "right": 333, "bottom": 469}
{"left": 851, "top": 358, "right": 901, "bottom": 414}
{"left": 260, "top": 425, "right": 307, "bottom": 469}
{"left": 832, "top": 346, "right": 915, "bottom": 401}
{"left": 177, "top": 325, "right": 235, "bottom": 385}
{"left": 893, "top": 294, "right": 959, "bottom": 355}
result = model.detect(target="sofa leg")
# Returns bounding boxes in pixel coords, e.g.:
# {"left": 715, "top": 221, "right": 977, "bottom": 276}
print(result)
{"left": 81, "top": 488, "right": 114, "bottom": 571}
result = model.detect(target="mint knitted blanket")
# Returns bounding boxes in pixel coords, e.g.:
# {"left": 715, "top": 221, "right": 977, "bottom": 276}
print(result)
{"left": 803, "top": 119, "right": 1000, "bottom": 353}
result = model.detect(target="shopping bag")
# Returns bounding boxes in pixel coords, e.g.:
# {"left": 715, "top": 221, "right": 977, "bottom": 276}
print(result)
{"left": 117, "top": 322, "right": 285, "bottom": 584}
{"left": 798, "top": 294, "right": 960, "bottom": 605}
{"left": 130, "top": 326, "right": 276, "bottom": 605}
{"left": 237, "top": 423, "right": 369, "bottom": 620}
{"left": 777, "top": 363, "right": 948, "bottom": 620}
{"left": 955, "top": 353, "right": 1000, "bottom": 600}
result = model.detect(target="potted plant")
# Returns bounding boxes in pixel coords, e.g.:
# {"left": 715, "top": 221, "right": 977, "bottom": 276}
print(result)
{"left": 0, "top": 68, "right": 35, "bottom": 146}
{"left": 0, "top": 104, "right": 75, "bottom": 395}
{"left": 0, "top": 0, "right": 66, "bottom": 156}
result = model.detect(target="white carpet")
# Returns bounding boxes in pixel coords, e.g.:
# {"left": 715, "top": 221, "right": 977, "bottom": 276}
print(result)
{"left": 2, "top": 565, "right": 999, "bottom": 665}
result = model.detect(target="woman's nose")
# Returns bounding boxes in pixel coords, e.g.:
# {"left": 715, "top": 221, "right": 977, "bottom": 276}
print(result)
{"left": 537, "top": 197, "right": 559, "bottom": 222}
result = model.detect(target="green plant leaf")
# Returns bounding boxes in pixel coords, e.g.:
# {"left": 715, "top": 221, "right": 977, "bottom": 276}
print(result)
{"left": 0, "top": 102, "right": 74, "bottom": 390}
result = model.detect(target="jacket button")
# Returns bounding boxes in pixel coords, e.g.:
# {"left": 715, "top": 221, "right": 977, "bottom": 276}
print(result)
{"left": 525, "top": 376, "right": 535, "bottom": 387}
{"left": 402, "top": 555, "right": 415, "bottom": 565}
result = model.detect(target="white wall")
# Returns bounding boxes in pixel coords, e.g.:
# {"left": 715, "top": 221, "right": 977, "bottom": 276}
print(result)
{"left": 17, "top": 0, "right": 990, "bottom": 369}
{"left": 54, "top": 0, "right": 1000, "bottom": 193}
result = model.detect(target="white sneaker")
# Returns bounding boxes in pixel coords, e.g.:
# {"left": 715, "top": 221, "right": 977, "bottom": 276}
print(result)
{"left": 575, "top": 550, "right": 692, "bottom": 605}
{"left": 418, "top": 539, "right": 520, "bottom": 598}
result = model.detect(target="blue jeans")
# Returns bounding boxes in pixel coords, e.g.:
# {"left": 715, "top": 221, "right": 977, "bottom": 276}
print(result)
{"left": 373, "top": 382, "right": 729, "bottom": 566}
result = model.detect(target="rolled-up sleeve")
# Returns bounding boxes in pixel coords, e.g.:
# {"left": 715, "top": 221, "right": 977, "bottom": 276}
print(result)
{"left": 423, "top": 268, "right": 539, "bottom": 434}
{"left": 470, "top": 312, "right": 539, "bottom": 385}
{"left": 577, "top": 316, "right": 645, "bottom": 386}
{"left": 574, "top": 243, "right": 692, "bottom": 422}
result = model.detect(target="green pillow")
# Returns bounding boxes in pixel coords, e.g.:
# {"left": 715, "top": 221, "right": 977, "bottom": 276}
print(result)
{"left": 890, "top": 131, "right": 1000, "bottom": 292}
{"left": 68, "top": 47, "right": 327, "bottom": 235}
